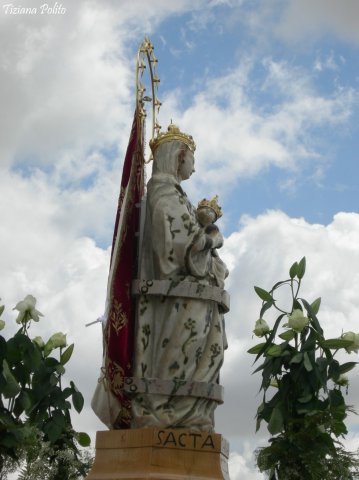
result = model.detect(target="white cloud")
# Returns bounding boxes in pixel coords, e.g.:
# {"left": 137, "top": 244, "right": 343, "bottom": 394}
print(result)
{"left": 0, "top": 1, "right": 135, "bottom": 169}
{"left": 222, "top": 1, "right": 359, "bottom": 50}
{"left": 276, "top": 0, "right": 359, "bottom": 45}
{"left": 159, "top": 58, "right": 355, "bottom": 202}
{"left": 314, "top": 50, "right": 340, "bottom": 72}
{"left": 229, "top": 446, "right": 264, "bottom": 479}
{"left": 0, "top": 0, "right": 212, "bottom": 172}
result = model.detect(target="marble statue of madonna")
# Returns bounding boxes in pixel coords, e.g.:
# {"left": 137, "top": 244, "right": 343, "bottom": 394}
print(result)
{"left": 128, "top": 124, "right": 230, "bottom": 432}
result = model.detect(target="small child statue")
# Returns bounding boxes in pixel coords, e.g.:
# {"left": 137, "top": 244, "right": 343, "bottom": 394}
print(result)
{"left": 196, "top": 195, "right": 228, "bottom": 290}
{"left": 196, "top": 194, "right": 222, "bottom": 228}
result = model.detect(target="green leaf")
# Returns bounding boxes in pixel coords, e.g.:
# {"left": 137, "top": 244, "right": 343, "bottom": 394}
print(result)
{"left": 254, "top": 286, "right": 273, "bottom": 302}
{"left": 328, "top": 360, "right": 340, "bottom": 382}
{"left": 77, "top": 431, "right": 91, "bottom": 447}
{"left": 43, "top": 418, "right": 63, "bottom": 443}
{"left": 301, "top": 328, "right": 318, "bottom": 352}
{"left": 1, "top": 359, "right": 21, "bottom": 398}
{"left": 297, "top": 393, "right": 312, "bottom": 403}
{"left": 268, "top": 406, "right": 284, "bottom": 435}
{"left": 62, "top": 387, "right": 73, "bottom": 399}
{"left": 0, "top": 336, "right": 7, "bottom": 361}
{"left": 301, "top": 298, "right": 323, "bottom": 335}
{"left": 329, "top": 388, "right": 345, "bottom": 407}
{"left": 278, "top": 330, "right": 295, "bottom": 341}
{"left": 13, "top": 389, "right": 34, "bottom": 417}
{"left": 290, "top": 352, "right": 303, "bottom": 364}
{"left": 260, "top": 301, "right": 274, "bottom": 318}
{"left": 0, "top": 432, "right": 18, "bottom": 449}
{"left": 71, "top": 383, "right": 84, "bottom": 413}
{"left": 55, "top": 364, "right": 66, "bottom": 375}
{"left": 45, "top": 357, "right": 60, "bottom": 368}
{"left": 6, "top": 338, "right": 22, "bottom": 364}
{"left": 49, "top": 373, "right": 59, "bottom": 386}
{"left": 248, "top": 343, "right": 267, "bottom": 354}
{"left": 332, "top": 420, "right": 348, "bottom": 437}
{"left": 261, "top": 361, "right": 276, "bottom": 392}
{"left": 297, "top": 257, "right": 306, "bottom": 279}
{"left": 253, "top": 359, "right": 268, "bottom": 374}
{"left": 310, "top": 297, "right": 321, "bottom": 315}
{"left": 267, "top": 345, "right": 283, "bottom": 357}
{"left": 18, "top": 390, "right": 33, "bottom": 412}
{"left": 289, "top": 262, "right": 298, "bottom": 279}
{"left": 24, "top": 346, "right": 42, "bottom": 371}
{"left": 43, "top": 412, "right": 66, "bottom": 443}
{"left": 60, "top": 343, "right": 74, "bottom": 365}
{"left": 339, "top": 362, "right": 357, "bottom": 374}
{"left": 303, "top": 352, "right": 313, "bottom": 372}
{"left": 314, "top": 362, "right": 328, "bottom": 392}
{"left": 0, "top": 305, "right": 4, "bottom": 316}
{"left": 255, "top": 402, "right": 265, "bottom": 432}
{"left": 72, "top": 391, "right": 84, "bottom": 413}
{"left": 316, "top": 356, "right": 327, "bottom": 372}
{"left": 321, "top": 339, "right": 353, "bottom": 349}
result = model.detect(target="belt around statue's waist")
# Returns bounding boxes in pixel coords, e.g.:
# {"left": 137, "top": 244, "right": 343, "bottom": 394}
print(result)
{"left": 123, "top": 376, "right": 224, "bottom": 403}
{"left": 132, "top": 279, "right": 230, "bottom": 313}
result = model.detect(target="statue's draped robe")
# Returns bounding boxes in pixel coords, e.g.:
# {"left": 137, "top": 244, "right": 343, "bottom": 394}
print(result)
{"left": 131, "top": 172, "right": 228, "bottom": 431}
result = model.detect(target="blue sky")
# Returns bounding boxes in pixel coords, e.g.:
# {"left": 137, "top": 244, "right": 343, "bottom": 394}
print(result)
{"left": 1, "top": 1, "right": 359, "bottom": 478}
{"left": 143, "top": 6, "right": 359, "bottom": 230}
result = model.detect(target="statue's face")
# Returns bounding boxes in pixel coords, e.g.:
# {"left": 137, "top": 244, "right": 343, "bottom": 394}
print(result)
{"left": 197, "top": 207, "right": 216, "bottom": 226}
{"left": 178, "top": 149, "right": 195, "bottom": 181}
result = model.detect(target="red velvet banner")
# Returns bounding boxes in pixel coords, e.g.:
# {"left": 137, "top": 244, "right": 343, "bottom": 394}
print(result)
{"left": 104, "top": 111, "right": 144, "bottom": 428}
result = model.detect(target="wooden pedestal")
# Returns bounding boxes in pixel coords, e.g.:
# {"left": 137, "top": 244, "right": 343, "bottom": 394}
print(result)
{"left": 86, "top": 427, "right": 230, "bottom": 479}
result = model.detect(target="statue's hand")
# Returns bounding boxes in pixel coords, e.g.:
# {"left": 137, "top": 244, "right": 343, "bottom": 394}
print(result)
{"left": 205, "top": 224, "right": 223, "bottom": 249}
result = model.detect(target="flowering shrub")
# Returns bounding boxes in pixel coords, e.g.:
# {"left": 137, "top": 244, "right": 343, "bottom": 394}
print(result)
{"left": 0, "top": 296, "right": 91, "bottom": 478}
{"left": 249, "top": 258, "right": 359, "bottom": 479}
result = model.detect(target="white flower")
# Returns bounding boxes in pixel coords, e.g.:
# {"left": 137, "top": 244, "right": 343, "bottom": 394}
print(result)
{"left": 44, "top": 332, "right": 67, "bottom": 355}
{"left": 33, "top": 336, "right": 45, "bottom": 348}
{"left": 342, "top": 331, "right": 359, "bottom": 354}
{"left": 0, "top": 319, "right": 5, "bottom": 331}
{"left": 287, "top": 309, "right": 309, "bottom": 333}
{"left": 253, "top": 318, "right": 270, "bottom": 337}
{"left": 13, "top": 295, "right": 43, "bottom": 324}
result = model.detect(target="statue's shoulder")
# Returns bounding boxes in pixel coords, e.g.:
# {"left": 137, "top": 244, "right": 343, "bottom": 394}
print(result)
{"left": 148, "top": 175, "right": 185, "bottom": 205}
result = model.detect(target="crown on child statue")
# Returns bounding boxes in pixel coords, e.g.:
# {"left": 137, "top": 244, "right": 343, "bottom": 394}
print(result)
{"left": 149, "top": 122, "right": 196, "bottom": 154}
{"left": 197, "top": 195, "right": 223, "bottom": 219}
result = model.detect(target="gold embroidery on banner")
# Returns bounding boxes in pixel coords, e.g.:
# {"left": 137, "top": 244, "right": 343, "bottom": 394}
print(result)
{"left": 109, "top": 299, "right": 128, "bottom": 333}
{"left": 108, "top": 359, "right": 125, "bottom": 394}
{"left": 106, "top": 357, "right": 133, "bottom": 426}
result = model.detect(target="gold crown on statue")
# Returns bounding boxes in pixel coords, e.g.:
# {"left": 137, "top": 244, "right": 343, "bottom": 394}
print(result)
{"left": 197, "top": 195, "right": 223, "bottom": 219}
{"left": 149, "top": 122, "right": 196, "bottom": 154}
